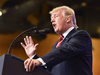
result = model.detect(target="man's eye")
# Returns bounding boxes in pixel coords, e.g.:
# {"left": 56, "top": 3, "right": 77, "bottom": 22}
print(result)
{"left": 56, "top": 15, "right": 58, "bottom": 17}
{"left": 55, "top": 15, "right": 58, "bottom": 18}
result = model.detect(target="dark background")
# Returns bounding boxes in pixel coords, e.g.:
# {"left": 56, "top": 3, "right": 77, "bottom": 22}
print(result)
{"left": 0, "top": 0, "right": 100, "bottom": 39}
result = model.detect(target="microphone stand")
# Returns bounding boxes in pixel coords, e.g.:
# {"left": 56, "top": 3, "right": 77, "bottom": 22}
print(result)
{"left": 8, "top": 27, "right": 37, "bottom": 54}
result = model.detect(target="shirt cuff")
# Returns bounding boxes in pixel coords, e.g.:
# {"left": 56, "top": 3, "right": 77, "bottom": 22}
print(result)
{"left": 37, "top": 58, "right": 46, "bottom": 66}
{"left": 30, "top": 54, "right": 36, "bottom": 59}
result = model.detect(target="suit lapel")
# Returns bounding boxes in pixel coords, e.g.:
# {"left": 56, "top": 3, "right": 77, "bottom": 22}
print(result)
{"left": 52, "top": 28, "right": 78, "bottom": 49}
{"left": 61, "top": 28, "right": 78, "bottom": 45}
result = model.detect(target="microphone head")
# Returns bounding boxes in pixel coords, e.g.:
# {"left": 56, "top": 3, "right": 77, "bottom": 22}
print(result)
{"left": 26, "top": 28, "right": 51, "bottom": 35}
{"left": 40, "top": 28, "right": 51, "bottom": 34}
{"left": 34, "top": 28, "right": 51, "bottom": 34}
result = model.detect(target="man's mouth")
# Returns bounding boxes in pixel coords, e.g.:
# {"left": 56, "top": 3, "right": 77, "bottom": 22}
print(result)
{"left": 52, "top": 24, "right": 56, "bottom": 28}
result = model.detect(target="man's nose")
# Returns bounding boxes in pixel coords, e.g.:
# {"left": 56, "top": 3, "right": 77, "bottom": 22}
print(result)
{"left": 51, "top": 18, "right": 55, "bottom": 22}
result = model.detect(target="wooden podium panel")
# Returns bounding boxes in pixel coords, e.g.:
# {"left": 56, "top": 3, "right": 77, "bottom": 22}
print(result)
{"left": 0, "top": 54, "right": 53, "bottom": 75}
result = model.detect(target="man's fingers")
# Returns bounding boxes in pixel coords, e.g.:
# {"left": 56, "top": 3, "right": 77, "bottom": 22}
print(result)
{"left": 34, "top": 43, "right": 39, "bottom": 48}
{"left": 29, "top": 36, "right": 34, "bottom": 45}
{"left": 24, "top": 59, "right": 31, "bottom": 71}
{"left": 29, "top": 36, "right": 39, "bottom": 49}
{"left": 32, "top": 62, "right": 36, "bottom": 71}
{"left": 24, "top": 38, "right": 28, "bottom": 45}
{"left": 20, "top": 42, "right": 25, "bottom": 48}
{"left": 26, "top": 36, "right": 30, "bottom": 44}
{"left": 24, "top": 59, "right": 29, "bottom": 69}
{"left": 24, "top": 59, "right": 36, "bottom": 72}
{"left": 29, "top": 60, "right": 35, "bottom": 72}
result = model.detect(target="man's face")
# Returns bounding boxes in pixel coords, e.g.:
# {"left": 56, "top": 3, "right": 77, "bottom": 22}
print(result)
{"left": 51, "top": 9, "right": 68, "bottom": 34}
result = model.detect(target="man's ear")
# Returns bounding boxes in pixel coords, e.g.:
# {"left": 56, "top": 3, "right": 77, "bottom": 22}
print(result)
{"left": 66, "top": 17, "right": 71, "bottom": 23}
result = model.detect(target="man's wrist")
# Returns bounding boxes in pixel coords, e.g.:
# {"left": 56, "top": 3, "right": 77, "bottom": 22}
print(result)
{"left": 30, "top": 54, "right": 36, "bottom": 59}
{"left": 37, "top": 58, "right": 46, "bottom": 66}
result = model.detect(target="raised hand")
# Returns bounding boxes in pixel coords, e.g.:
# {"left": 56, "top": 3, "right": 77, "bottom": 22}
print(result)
{"left": 21, "top": 36, "right": 38, "bottom": 58}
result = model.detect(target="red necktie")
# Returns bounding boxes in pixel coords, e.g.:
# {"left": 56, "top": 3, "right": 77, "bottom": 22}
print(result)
{"left": 56, "top": 35, "right": 64, "bottom": 48}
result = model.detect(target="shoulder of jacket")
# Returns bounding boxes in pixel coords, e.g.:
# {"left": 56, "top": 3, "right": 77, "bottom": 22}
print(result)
{"left": 72, "top": 30, "right": 91, "bottom": 38}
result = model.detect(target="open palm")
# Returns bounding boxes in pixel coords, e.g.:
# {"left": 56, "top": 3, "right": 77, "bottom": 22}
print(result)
{"left": 21, "top": 36, "right": 38, "bottom": 58}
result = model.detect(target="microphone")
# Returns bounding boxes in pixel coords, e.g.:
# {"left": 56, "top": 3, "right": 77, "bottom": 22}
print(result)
{"left": 27, "top": 28, "right": 51, "bottom": 34}
{"left": 8, "top": 27, "right": 37, "bottom": 54}
{"left": 8, "top": 27, "right": 50, "bottom": 54}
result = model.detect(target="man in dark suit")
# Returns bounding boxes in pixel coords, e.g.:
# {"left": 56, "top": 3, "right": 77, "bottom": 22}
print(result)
{"left": 21, "top": 6, "right": 93, "bottom": 75}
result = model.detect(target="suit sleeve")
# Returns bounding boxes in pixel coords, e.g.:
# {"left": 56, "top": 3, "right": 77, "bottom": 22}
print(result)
{"left": 41, "top": 30, "right": 92, "bottom": 67}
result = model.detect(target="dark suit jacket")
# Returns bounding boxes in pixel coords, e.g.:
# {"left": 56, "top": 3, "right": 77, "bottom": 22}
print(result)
{"left": 35, "top": 28, "right": 93, "bottom": 75}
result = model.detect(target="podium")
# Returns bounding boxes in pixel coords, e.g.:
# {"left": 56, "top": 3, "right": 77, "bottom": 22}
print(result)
{"left": 0, "top": 54, "right": 53, "bottom": 75}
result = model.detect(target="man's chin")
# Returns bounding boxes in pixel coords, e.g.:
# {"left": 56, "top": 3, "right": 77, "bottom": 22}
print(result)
{"left": 54, "top": 30, "right": 61, "bottom": 35}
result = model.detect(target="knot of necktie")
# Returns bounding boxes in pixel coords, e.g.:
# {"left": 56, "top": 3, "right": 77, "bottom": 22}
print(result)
{"left": 56, "top": 35, "right": 64, "bottom": 48}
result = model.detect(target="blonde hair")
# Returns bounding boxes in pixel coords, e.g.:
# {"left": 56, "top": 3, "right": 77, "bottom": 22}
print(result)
{"left": 49, "top": 6, "right": 78, "bottom": 29}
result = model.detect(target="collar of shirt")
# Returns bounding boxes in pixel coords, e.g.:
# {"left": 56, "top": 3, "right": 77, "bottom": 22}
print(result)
{"left": 62, "top": 26, "right": 74, "bottom": 39}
